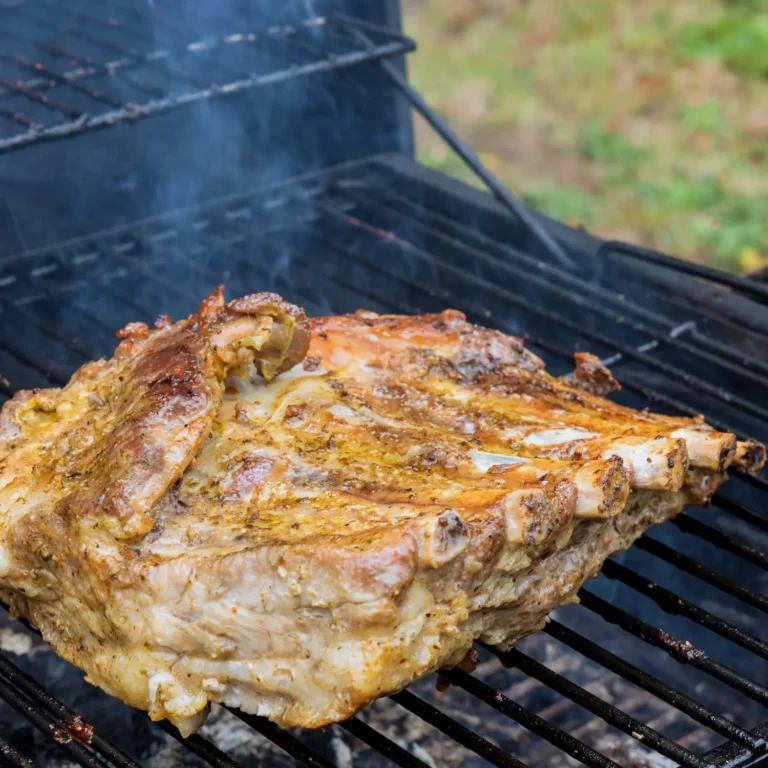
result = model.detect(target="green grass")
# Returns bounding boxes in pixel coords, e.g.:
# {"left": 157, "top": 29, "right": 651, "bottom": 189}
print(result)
{"left": 404, "top": 0, "right": 768, "bottom": 272}
{"left": 679, "top": 10, "right": 768, "bottom": 79}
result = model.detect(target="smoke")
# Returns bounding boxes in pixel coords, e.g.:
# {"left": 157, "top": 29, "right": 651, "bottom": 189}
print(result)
{"left": 0, "top": 0, "right": 388, "bottom": 262}
{"left": 132, "top": 0, "right": 335, "bottom": 219}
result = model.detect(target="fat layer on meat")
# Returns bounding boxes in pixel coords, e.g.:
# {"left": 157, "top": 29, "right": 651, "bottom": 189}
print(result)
{"left": 0, "top": 290, "right": 761, "bottom": 735}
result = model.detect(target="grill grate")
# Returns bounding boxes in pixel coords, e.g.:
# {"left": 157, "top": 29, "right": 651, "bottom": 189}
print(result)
{"left": 0, "top": 3, "right": 414, "bottom": 154}
{"left": 0, "top": 157, "right": 767, "bottom": 767}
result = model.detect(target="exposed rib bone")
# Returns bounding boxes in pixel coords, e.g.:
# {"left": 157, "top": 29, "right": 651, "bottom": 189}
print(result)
{"left": 734, "top": 440, "right": 767, "bottom": 473}
{"left": 569, "top": 456, "right": 630, "bottom": 518}
{"left": 489, "top": 435, "right": 685, "bottom": 492}
{"left": 418, "top": 510, "right": 469, "bottom": 567}
{"left": 670, "top": 428, "right": 736, "bottom": 472}
{"left": 600, "top": 437, "right": 688, "bottom": 491}
{"left": 491, "top": 483, "right": 576, "bottom": 546}
{"left": 512, "top": 425, "right": 732, "bottom": 478}
{"left": 328, "top": 352, "right": 750, "bottom": 478}
{"left": 473, "top": 457, "right": 629, "bottom": 520}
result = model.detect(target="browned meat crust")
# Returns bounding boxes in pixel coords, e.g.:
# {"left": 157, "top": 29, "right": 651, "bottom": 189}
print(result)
{"left": 0, "top": 291, "right": 760, "bottom": 735}
{"left": 561, "top": 352, "right": 621, "bottom": 396}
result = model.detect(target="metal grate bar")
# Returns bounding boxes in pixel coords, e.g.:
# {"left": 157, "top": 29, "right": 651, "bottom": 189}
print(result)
{"left": 228, "top": 709, "right": 335, "bottom": 768}
{"left": 93, "top": 244, "right": 198, "bottom": 311}
{"left": 600, "top": 559, "right": 768, "bottom": 661}
{"left": 156, "top": 721, "right": 241, "bottom": 768}
{"left": 0, "top": 53, "right": 121, "bottom": 108}
{"left": 702, "top": 723, "right": 768, "bottom": 767}
{"left": 0, "top": 737, "right": 35, "bottom": 768}
{"left": 0, "top": 334, "right": 70, "bottom": 385}
{"left": 715, "top": 495, "right": 768, "bottom": 534}
{"left": 673, "top": 514, "right": 768, "bottom": 571}
{"left": 0, "top": 662, "right": 110, "bottom": 767}
{"left": 740, "top": 473, "right": 768, "bottom": 494}
{"left": 0, "top": 652, "right": 140, "bottom": 768}
{"left": 598, "top": 240, "right": 768, "bottom": 305}
{"left": 442, "top": 668, "right": 622, "bottom": 768}
{"left": 333, "top": 183, "right": 768, "bottom": 381}
{"left": 340, "top": 718, "right": 430, "bottom": 768}
{"left": 346, "top": 179, "right": 768, "bottom": 372}
{"left": 579, "top": 590, "right": 768, "bottom": 706}
{"left": 314, "top": 203, "right": 768, "bottom": 425}
{"left": 0, "top": 78, "right": 82, "bottom": 119}
{"left": 636, "top": 535, "right": 768, "bottom": 614}
{"left": 0, "top": 107, "right": 37, "bottom": 129}
{"left": 391, "top": 690, "right": 528, "bottom": 768}
{"left": 0, "top": 301, "right": 95, "bottom": 362}
{"left": 494, "top": 648, "right": 710, "bottom": 768}
{"left": 544, "top": 620, "right": 764, "bottom": 750}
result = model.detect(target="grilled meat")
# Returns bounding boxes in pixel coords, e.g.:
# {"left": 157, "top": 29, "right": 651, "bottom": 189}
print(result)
{"left": 0, "top": 290, "right": 762, "bottom": 735}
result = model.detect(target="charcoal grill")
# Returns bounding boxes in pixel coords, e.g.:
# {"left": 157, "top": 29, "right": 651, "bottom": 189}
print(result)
{"left": 0, "top": 2, "right": 767, "bottom": 767}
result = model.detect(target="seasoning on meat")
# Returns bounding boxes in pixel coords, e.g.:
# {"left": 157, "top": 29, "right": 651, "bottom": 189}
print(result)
{"left": 0, "top": 289, "right": 761, "bottom": 736}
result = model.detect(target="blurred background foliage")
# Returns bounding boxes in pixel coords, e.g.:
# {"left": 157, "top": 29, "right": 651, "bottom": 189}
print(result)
{"left": 403, "top": 0, "right": 768, "bottom": 272}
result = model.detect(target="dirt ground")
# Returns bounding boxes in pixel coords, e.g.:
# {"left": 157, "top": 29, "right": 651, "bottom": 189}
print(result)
{"left": 403, "top": 0, "right": 768, "bottom": 272}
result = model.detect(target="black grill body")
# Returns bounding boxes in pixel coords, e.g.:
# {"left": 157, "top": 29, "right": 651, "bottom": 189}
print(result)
{"left": 0, "top": 4, "right": 767, "bottom": 768}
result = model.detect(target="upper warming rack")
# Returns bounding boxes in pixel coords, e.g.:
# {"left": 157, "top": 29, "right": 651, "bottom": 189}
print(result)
{"left": 0, "top": 3, "right": 414, "bottom": 154}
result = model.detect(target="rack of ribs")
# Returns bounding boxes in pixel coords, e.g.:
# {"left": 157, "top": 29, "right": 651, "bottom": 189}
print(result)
{"left": 0, "top": 288, "right": 762, "bottom": 735}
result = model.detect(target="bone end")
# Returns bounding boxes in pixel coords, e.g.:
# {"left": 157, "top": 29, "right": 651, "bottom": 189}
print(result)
{"left": 571, "top": 456, "right": 631, "bottom": 519}
{"left": 495, "top": 485, "right": 575, "bottom": 547}
{"left": 419, "top": 510, "right": 470, "bottom": 567}
{"left": 671, "top": 428, "right": 737, "bottom": 472}
{"left": 604, "top": 437, "right": 688, "bottom": 491}
{"left": 734, "top": 440, "right": 767, "bottom": 474}
{"left": 564, "top": 352, "right": 621, "bottom": 397}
